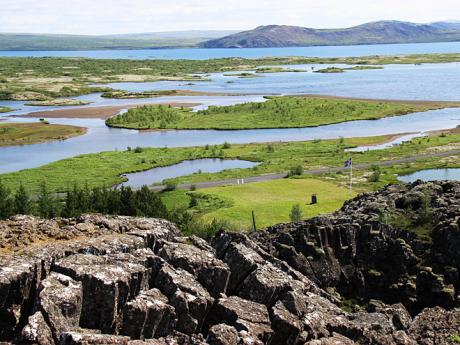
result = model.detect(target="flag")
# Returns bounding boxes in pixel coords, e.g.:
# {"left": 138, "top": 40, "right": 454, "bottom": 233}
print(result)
{"left": 344, "top": 158, "right": 352, "bottom": 168}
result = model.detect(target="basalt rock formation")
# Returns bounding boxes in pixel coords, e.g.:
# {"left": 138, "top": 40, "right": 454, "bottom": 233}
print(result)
{"left": 1, "top": 181, "right": 460, "bottom": 344}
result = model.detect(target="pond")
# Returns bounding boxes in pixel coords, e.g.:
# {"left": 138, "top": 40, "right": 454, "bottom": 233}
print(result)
{"left": 398, "top": 168, "right": 460, "bottom": 183}
{"left": 121, "top": 158, "right": 259, "bottom": 188}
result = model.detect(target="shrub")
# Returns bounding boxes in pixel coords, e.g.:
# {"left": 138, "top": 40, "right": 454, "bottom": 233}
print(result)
{"left": 222, "top": 142, "right": 231, "bottom": 149}
{"left": 290, "top": 204, "right": 304, "bottom": 222}
{"left": 164, "top": 181, "right": 178, "bottom": 191}
{"left": 288, "top": 165, "right": 303, "bottom": 177}
{"left": 133, "top": 146, "right": 144, "bottom": 153}
{"left": 368, "top": 165, "right": 382, "bottom": 182}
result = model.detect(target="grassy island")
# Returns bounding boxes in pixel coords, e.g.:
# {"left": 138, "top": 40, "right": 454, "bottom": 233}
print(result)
{"left": 105, "top": 96, "right": 460, "bottom": 130}
{"left": 24, "top": 98, "right": 91, "bottom": 106}
{"left": 0, "top": 106, "right": 13, "bottom": 113}
{"left": 0, "top": 122, "right": 86, "bottom": 147}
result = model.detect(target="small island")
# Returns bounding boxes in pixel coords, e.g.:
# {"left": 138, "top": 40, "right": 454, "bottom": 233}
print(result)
{"left": 0, "top": 122, "right": 86, "bottom": 146}
{"left": 314, "top": 65, "right": 384, "bottom": 73}
{"left": 255, "top": 67, "right": 305, "bottom": 73}
{"left": 25, "top": 99, "right": 91, "bottom": 106}
{"left": 0, "top": 106, "right": 13, "bottom": 113}
{"left": 223, "top": 72, "right": 261, "bottom": 78}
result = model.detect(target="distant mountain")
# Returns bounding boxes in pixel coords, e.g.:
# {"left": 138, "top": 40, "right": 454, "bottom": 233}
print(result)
{"left": 0, "top": 30, "right": 238, "bottom": 51}
{"left": 200, "top": 21, "right": 460, "bottom": 48}
{"left": 430, "top": 20, "right": 460, "bottom": 30}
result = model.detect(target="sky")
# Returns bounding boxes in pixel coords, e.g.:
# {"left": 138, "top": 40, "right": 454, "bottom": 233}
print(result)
{"left": 1, "top": 0, "right": 459, "bottom": 35}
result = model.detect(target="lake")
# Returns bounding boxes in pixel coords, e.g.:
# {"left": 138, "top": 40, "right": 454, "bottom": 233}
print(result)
{"left": 1, "top": 41, "right": 460, "bottom": 60}
{"left": 121, "top": 159, "right": 259, "bottom": 188}
{"left": 398, "top": 168, "right": 460, "bottom": 183}
{"left": 94, "top": 62, "right": 460, "bottom": 101}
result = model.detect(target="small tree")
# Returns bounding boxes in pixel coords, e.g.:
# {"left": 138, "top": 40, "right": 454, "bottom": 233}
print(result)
{"left": 37, "top": 182, "right": 57, "bottom": 218}
{"left": 0, "top": 180, "right": 13, "bottom": 219}
{"left": 14, "top": 183, "right": 33, "bottom": 215}
{"left": 290, "top": 204, "right": 304, "bottom": 222}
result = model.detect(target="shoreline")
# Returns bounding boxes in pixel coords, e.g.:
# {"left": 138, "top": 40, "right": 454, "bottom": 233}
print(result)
{"left": 17, "top": 102, "right": 201, "bottom": 119}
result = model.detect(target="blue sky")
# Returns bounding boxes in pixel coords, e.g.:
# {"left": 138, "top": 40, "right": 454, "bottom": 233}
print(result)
{"left": 1, "top": 0, "right": 459, "bottom": 35}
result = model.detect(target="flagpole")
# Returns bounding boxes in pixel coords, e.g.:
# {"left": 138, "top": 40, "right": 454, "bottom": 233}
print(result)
{"left": 350, "top": 159, "right": 353, "bottom": 195}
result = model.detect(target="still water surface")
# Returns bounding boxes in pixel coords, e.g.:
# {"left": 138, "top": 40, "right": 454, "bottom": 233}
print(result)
{"left": 121, "top": 159, "right": 259, "bottom": 188}
{"left": 398, "top": 168, "right": 460, "bottom": 183}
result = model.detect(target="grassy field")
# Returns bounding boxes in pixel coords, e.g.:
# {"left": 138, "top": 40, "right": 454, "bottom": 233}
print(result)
{"left": 199, "top": 178, "right": 354, "bottom": 228}
{"left": 1, "top": 53, "right": 459, "bottom": 100}
{"left": 0, "top": 122, "right": 86, "bottom": 147}
{"left": 106, "top": 96, "right": 460, "bottom": 130}
{"left": 2, "top": 132, "right": 460, "bottom": 194}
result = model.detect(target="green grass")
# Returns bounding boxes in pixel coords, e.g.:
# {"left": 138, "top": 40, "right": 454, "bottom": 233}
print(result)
{"left": 0, "top": 122, "right": 86, "bottom": 147}
{"left": 2, "top": 132, "right": 460, "bottom": 195}
{"left": 314, "top": 67, "right": 346, "bottom": 73}
{"left": 198, "top": 178, "right": 353, "bottom": 228}
{"left": 106, "top": 96, "right": 459, "bottom": 130}
{"left": 0, "top": 106, "right": 13, "bottom": 113}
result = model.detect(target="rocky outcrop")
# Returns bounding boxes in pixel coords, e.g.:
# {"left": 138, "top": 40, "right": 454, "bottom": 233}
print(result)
{"left": 254, "top": 180, "right": 460, "bottom": 314}
{"left": 1, "top": 182, "right": 460, "bottom": 344}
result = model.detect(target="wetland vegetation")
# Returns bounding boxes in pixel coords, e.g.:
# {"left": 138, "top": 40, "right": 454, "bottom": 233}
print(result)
{"left": 0, "top": 122, "right": 86, "bottom": 146}
{"left": 105, "top": 96, "right": 460, "bottom": 130}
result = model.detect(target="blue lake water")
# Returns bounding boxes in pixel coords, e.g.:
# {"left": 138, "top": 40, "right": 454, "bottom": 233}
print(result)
{"left": 96, "top": 62, "right": 460, "bottom": 101}
{"left": 1, "top": 42, "right": 460, "bottom": 60}
{"left": 398, "top": 168, "right": 460, "bottom": 183}
{"left": 1, "top": 107, "right": 459, "bottom": 174}
{"left": 121, "top": 159, "right": 259, "bottom": 188}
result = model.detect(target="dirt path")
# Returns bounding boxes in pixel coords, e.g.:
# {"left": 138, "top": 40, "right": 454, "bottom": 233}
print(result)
{"left": 148, "top": 149, "right": 460, "bottom": 191}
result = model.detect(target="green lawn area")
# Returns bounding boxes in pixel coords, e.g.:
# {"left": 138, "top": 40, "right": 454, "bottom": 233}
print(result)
{"left": 199, "top": 178, "right": 354, "bottom": 228}
{"left": 0, "top": 122, "right": 86, "bottom": 147}
{"left": 105, "top": 96, "right": 460, "bottom": 130}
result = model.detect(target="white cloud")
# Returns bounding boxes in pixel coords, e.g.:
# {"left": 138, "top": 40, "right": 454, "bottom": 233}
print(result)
{"left": 0, "top": 0, "right": 459, "bottom": 34}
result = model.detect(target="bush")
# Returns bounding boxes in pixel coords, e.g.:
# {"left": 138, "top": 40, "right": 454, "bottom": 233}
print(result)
{"left": 222, "top": 142, "right": 231, "bottom": 149}
{"left": 190, "top": 184, "right": 197, "bottom": 191}
{"left": 164, "top": 181, "right": 178, "bottom": 191}
{"left": 368, "top": 165, "right": 382, "bottom": 182}
{"left": 288, "top": 165, "right": 303, "bottom": 177}
{"left": 290, "top": 204, "right": 304, "bottom": 222}
{"left": 133, "top": 146, "right": 144, "bottom": 153}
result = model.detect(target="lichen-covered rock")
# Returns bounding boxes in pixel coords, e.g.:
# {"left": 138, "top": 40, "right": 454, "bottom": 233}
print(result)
{"left": 20, "top": 312, "right": 54, "bottom": 345}
{"left": 154, "top": 263, "right": 214, "bottom": 334}
{"left": 158, "top": 242, "right": 230, "bottom": 297}
{"left": 33, "top": 272, "right": 82, "bottom": 342}
{"left": 54, "top": 253, "right": 151, "bottom": 333}
{"left": 409, "top": 307, "right": 460, "bottom": 345}
{"left": 206, "top": 324, "right": 239, "bottom": 345}
{"left": 120, "top": 288, "right": 176, "bottom": 339}
{"left": 207, "top": 296, "right": 273, "bottom": 343}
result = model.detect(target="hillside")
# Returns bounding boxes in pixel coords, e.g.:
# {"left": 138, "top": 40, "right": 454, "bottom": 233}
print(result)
{"left": 201, "top": 20, "right": 460, "bottom": 48}
{"left": 0, "top": 30, "right": 237, "bottom": 51}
